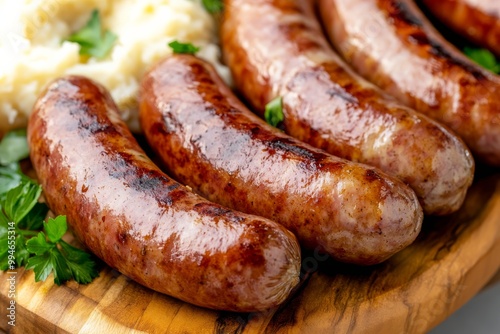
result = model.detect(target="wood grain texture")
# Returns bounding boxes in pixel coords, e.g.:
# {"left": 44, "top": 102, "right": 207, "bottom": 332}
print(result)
{"left": 0, "top": 166, "right": 499, "bottom": 334}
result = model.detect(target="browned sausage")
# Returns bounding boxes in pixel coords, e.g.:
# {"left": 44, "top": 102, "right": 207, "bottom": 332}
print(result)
{"left": 319, "top": 0, "right": 500, "bottom": 166}
{"left": 221, "top": 0, "right": 475, "bottom": 216}
{"left": 139, "top": 54, "right": 423, "bottom": 265}
{"left": 420, "top": 0, "right": 500, "bottom": 57}
{"left": 27, "top": 75, "right": 301, "bottom": 312}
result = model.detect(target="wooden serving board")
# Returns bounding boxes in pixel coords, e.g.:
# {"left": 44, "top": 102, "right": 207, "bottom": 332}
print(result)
{"left": 1, "top": 165, "right": 500, "bottom": 334}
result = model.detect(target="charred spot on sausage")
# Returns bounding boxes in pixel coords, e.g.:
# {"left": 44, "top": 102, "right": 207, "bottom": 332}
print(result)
{"left": 387, "top": 0, "right": 423, "bottom": 27}
{"left": 194, "top": 203, "right": 232, "bottom": 217}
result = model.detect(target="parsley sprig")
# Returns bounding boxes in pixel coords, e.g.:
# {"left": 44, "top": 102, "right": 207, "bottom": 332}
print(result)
{"left": 0, "top": 181, "right": 43, "bottom": 270}
{"left": 0, "top": 130, "right": 99, "bottom": 285}
{"left": 66, "top": 9, "right": 117, "bottom": 59}
{"left": 0, "top": 129, "right": 30, "bottom": 165}
{"left": 25, "top": 216, "right": 98, "bottom": 285}
{"left": 463, "top": 47, "right": 500, "bottom": 74}
{"left": 202, "top": 0, "right": 224, "bottom": 14}
{"left": 265, "top": 97, "right": 285, "bottom": 128}
{"left": 168, "top": 41, "right": 200, "bottom": 55}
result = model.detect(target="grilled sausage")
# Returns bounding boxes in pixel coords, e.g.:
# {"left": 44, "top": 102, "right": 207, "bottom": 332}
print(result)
{"left": 27, "top": 75, "right": 301, "bottom": 312}
{"left": 221, "top": 0, "right": 475, "bottom": 215}
{"left": 420, "top": 0, "right": 500, "bottom": 57}
{"left": 319, "top": 0, "right": 500, "bottom": 166}
{"left": 139, "top": 54, "right": 423, "bottom": 265}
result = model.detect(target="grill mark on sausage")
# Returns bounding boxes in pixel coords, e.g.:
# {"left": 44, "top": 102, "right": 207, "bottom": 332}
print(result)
{"left": 268, "top": 138, "right": 322, "bottom": 160}
{"left": 129, "top": 172, "right": 169, "bottom": 194}
{"left": 265, "top": 138, "right": 331, "bottom": 173}
{"left": 287, "top": 67, "right": 360, "bottom": 106}
{"left": 383, "top": 0, "right": 486, "bottom": 80}
{"left": 58, "top": 99, "right": 117, "bottom": 135}
{"left": 101, "top": 150, "right": 185, "bottom": 206}
{"left": 194, "top": 203, "right": 232, "bottom": 217}
{"left": 193, "top": 203, "right": 246, "bottom": 224}
{"left": 426, "top": 43, "right": 486, "bottom": 80}
{"left": 80, "top": 118, "right": 115, "bottom": 134}
{"left": 387, "top": 0, "right": 423, "bottom": 27}
{"left": 364, "top": 169, "right": 384, "bottom": 183}
{"left": 277, "top": 21, "right": 325, "bottom": 53}
{"left": 405, "top": 32, "right": 486, "bottom": 80}
{"left": 326, "top": 87, "right": 359, "bottom": 105}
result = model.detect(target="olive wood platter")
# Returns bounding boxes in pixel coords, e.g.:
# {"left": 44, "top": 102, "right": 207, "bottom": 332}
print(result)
{"left": 0, "top": 165, "right": 499, "bottom": 334}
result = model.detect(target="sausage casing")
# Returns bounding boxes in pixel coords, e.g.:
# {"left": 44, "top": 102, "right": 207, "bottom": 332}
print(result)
{"left": 420, "top": 0, "right": 500, "bottom": 57}
{"left": 139, "top": 54, "right": 423, "bottom": 265}
{"left": 221, "top": 0, "right": 475, "bottom": 215}
{"left": 320, "top": 0, "right": 500, "bottom": 165}
{"left": 27, "top": 75, "right": 301, "bottom": 312}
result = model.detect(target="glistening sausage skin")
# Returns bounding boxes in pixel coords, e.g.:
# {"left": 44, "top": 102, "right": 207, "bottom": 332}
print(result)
{"left": 221, "top": 0, "right": 475, "bottom": 216}
{"left": 139, "top": 55, "right": 423, "bottom": 265}
{"left": 27, "top": 75, "right": 301, "bottom": 312}
{"left": 320, "top": 0, "right": 500, "bottom": 165}
{"left": 420, "top": 0, "right": 500, "bottom": 57}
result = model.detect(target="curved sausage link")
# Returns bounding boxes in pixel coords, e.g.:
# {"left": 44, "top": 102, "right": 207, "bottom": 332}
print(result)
{"left": 319, "top": 0, "right": 500, "bottom": 166}
{"left": 139, "top": 54, "right": 423, "bottom": 265}
{"left": 27, "top": 75, "right": 301, "bottom": 312}
{"left": 221, "top": 0, "right": 475, "bottom": 215}
{"left": 420, "top": 0, "right": 500, "bottom": 57}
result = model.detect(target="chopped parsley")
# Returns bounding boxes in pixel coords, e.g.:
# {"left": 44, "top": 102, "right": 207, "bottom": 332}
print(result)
{"left": 66, "top": 9, "right": 117, "bottom": 59}
{"left": 264, "top": 97, "right": 284, "bottom": 128}
{"left": 202, "top": 0, "right": 224, "bottom": 14}
{"left": 463, "top": 47, "right": 500, "bottom": 74}
{"left": 168, "top": 41, "right": 200, "bottom": 55}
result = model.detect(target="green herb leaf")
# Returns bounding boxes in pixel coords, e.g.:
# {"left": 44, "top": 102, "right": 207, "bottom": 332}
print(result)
{"left": 463, "top": 47, "right": 500, "bottom": 74}
{"left": 25, "top": 252, "right": 54, "bottom": 282}
{"left": 44, "top": 216, "right": 67, "bottom": 243}
{"left": 25, "top": 244, "right": 72, "bottom": 285}
{"left": 15, "top": 235, "right": 30, "bottom": 267}
{"left": 0, "top": 256, "right": 7, "bottom": 271}
{"left": 66, "top": 9, "right": 117, "bottom": 59}
{"left": 1, "top": 180, "right": 42, "bottom": 223}
{"left": 49, "top": 248, "right": 73, "bottom": 285}
{"left": 0, "top": 226, "right": 30, "bottom": 270}
{"left": 25, "top": 229, "right": 99, "bottom": 285}
{"left": 0, "top": 211, "right": 8, "bottom": 229}
{"left": 0, "top": 224, "right": 8, "bottom": 270}
{"left": 0, "top": 163, "right": 28, "bottom": 200}
{"left": 202, "top": 0, "right": 224, "bottom": 14}
{"left": 264, "top": 97, "right": 284, "bottom": 127}
{"left": 60, "top": 240, "right": 99, "bottom": 284}
{"left": 26, "top": 232, "right": 54, "bottom": 255}
{"left": 0, "top": 129, "right": 30, "bottom": 165}
{"left": 18, "top": 202, "right": 48, "bottom": 230}
{"left": 168, "top": 41, "right": 200, "bottom": 55}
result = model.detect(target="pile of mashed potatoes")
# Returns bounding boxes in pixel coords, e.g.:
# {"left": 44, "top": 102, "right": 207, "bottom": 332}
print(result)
{"left": 0, "top": 0, "right": 229, "bottom": 134}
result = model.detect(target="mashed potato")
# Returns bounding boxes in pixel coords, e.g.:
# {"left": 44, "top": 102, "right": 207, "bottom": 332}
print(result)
{"left": 0, "top": 0, "right": 229, "bottom": 134}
